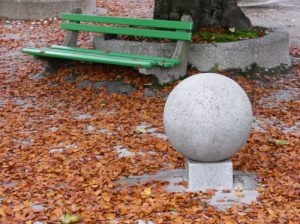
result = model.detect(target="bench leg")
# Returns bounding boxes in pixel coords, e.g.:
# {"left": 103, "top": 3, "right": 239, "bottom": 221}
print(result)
{"left": 35, "top": 58, "right": 60, "bottom": 75}
{"left": 139, "top": 41, "right": 190, "bottom": 85}
{"left": 139, "top": 63, "right": 188, "bottom": 85}
{"left": 139, "top": 14, "right": 192, "bottom": 85}
{"left": 64, "top": 8, "right": 81, "bottom": 47}
{"left": 45, "top": 60, "right": 59, "bottom": 73}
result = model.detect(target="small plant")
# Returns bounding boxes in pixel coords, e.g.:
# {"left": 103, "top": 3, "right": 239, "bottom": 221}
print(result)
{"left": 211, "top": 63, "right": 220, "bottom": 73}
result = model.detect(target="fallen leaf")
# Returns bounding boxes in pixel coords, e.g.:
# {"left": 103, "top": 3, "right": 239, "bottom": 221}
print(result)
{"left": 235, "top": 190, "right": 244, "bottom": 198}
{"left": 142, "top": 187, "right": 152, "bottom": 197}
{"left": 269, "top": 139, "right": 289, "bottom": 145}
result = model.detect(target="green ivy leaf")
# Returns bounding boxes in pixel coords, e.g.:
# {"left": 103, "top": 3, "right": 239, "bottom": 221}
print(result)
{"left": 61, "top": 213, "right": 81, "bottom": 224}
{"left": 269, "top": 139, "right": 289, "bottom": 146}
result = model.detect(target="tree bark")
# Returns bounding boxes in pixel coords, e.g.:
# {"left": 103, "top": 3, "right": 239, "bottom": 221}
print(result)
{"left": 154, "top": 0, "right": 252, "bottom": 30}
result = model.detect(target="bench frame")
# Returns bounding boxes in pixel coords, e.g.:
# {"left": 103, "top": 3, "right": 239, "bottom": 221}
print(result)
{"left": 35, "top": 8, "right": 193, "bottom": 84}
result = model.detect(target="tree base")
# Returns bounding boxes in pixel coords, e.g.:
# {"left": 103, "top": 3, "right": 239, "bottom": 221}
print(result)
{"left": 154, "top": 0, "right": 252, "bottom": 30}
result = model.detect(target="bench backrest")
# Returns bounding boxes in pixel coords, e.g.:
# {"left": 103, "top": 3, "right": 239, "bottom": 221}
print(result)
{"left": 61, "top": 14, "right": 193, "bottom": 41}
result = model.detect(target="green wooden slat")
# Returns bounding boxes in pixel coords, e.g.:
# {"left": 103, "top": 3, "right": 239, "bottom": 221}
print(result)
{"left": 50, "top": 45, "right": 180, "bottom": 67}
{"left": 22, "top": 48, "right": 154, "bottom": 68}
{"left": 62, "top": 14, "right": 193, "bottom": 31}
{"left": 61, "top": 23, "right": 192, "bottom": 41}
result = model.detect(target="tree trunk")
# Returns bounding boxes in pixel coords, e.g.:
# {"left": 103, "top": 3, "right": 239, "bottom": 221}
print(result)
{"left": 154, "top": 0, "right": 252, "bottom": 30}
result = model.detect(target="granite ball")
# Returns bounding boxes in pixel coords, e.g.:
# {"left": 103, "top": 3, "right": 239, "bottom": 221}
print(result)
{"left": 164, "top": 73, "right": 253, "bottom": 162}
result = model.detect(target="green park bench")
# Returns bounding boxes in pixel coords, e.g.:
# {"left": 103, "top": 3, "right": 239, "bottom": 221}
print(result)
{"left": 22, "top": 9, "right": 193, "bottom": 84}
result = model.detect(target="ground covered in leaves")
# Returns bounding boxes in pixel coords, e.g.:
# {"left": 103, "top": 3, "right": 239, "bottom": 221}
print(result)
{"left": 0, "top": 1, "right": 300, "bottom": 223}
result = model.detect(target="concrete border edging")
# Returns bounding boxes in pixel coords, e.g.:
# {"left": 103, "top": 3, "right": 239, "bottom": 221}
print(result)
{"left": 237, "top": 0, "right": 278, "bottom": 8}
{"left": 93, "top": 27, "right": 291, "bottom": 73}
{"left": 0, "top": 0, "right": 96, "bottom": 19}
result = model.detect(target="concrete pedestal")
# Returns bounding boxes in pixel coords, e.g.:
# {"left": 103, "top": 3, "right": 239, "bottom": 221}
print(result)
{"left": 186, "top": 159, "right": 233, "bottom": 191}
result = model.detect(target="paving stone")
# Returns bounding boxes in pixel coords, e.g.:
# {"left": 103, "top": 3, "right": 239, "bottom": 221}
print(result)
{"left": 93, "top": 81, "right": 110, "bottom": 91}
{"left": 114, "top": 145, "right": 136, "bottom": 158}
{"left": 134, "top": 123, "right": 151, "bottom": 134}
{"left": 259, "top": 88, "right": 299, "bottom": 109}
{"left": 151, "top": 132, "right": 168, "bottom": 140}
{"left": 115, "top": 177, "right": 140, "bottom": 187}
{"left": 283, "top": 121, "right": 300, "bottom": 134}
{"left": 135, "top": 123, "right": 168, "bottom": 140}
{"left": 49, "top": 127, "right": 58, "bottom": 132}
{"left": 49, "top": 148, "right": 64, "bottom": 153}
{"left": 137, "top": 220, "right": 156, "bottom": 224}
{"left": 128, "top": 169, "right": 186, "bottom": 181}
{"left": 136, "top": 122, "right": 151, "bottom": 129}
{"left": 86, "top": 125, "right": 95, "bottom": 133}
{"left": 147, "top": 151, "right": 157, "bottom": 155}
{"left": 18, "top": 138, "right": 32, "bottom": 146}
{"left": 109, "top": 220, "right": 120, "bottom": 224}
{"left": 74, "top": 113, "right": 93, "bottom": 120}
{"left": 165, "top": 184, "right": 186, "bottom": 192}
{"left": 31, "top": 204, "right": 46, "bottom": 212}
{"left": 2, "top": 181, "right": 18, "bottom": 188}
{"left": 108, "top": 81, "right": 135, "bottom": 95}
{"left": 271, "top": 89, "right": 298, "bottom": 101}
{"left": 96, "top": 7, "right": 108, "bottom": 15}
{"left": 49, "top": 81, "right": 62, "bottom": 87}
{"left": 252, "top": 117, "right": 268, "bottom": 132}
{"left": 64, "top": 73, "right": 79, "bottom": 83}
{"left": 146, "top": 127, "right": 157, "bottom": 134}
{"left": 93, "top": 81, "right": 136, "bottom": 95}
{"left": 15, "top": 99, "right": 26, "bottom": 105}
{"left": 159, "top": 92, "right": 169, "bottom": 100}
{"left": 114, "top": 168, "right": 259, "bottom": 210}
{"left": 233, "top": 171, "right": 258, "bottom": 190}
{"left": 57, "top": 182, "right": 68, "bottom": 189}
{"left": 80, "top": 157, "right": 92, "bottom": 162}
{"left": 34, "top": 221, "right": 44, "bottom": 224}
{"left": 164, "top": 176, "right": 186, "bottom": 192}
{"left": 209, "top": 190, "right": 259, "bottom": 210}
{"left": 0, "top": 99, "right": 5, "bottom": 107}
{"left": 65, "top": 144, "right": 78, "bottom": 149}
{"left": 165, "top": 176, "right": 184, "bottom": 184}
{"left": 77, "top": 80, "right": 93, "bottom": 89}
{"left": 152, "top": 169, "right": 186, "bottom": 179}
{"left": 98, "top": 128, "right": 113, "bottom": 135}
{"left": 144, "top": 88, "right": 157, "bottom": 97}
{"left": 14, "top": 99, "right": 33, "bottom": 109}
{"left": 96, "top": 155, "right": 102, "bottom": 160}
{"left": 31, "top": 73, "right": 49, "bottom": 80}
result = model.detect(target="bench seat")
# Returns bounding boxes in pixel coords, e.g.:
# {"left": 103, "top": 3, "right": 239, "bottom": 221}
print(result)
{"left": 22, "top": 45, "right": 181, "bottom": 69}
{"left": 22, "top": 8, "right": 193, "bottom": 84}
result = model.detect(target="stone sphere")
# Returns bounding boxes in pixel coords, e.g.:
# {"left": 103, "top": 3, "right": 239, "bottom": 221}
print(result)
{"left": 164, "top": 73, "right": 253, "bottom": 162}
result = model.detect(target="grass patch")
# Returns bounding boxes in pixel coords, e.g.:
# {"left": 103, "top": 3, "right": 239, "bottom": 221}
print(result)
{"left": 193, "top": 27, "right": 266, "bottom": 43}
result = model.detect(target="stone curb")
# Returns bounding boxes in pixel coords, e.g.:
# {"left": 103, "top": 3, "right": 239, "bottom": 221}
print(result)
{"left": 0, "top": 0, "right": 96, "bottom": 19}
{"left": 238, "top": 0, "right": 278, "bottom": 8}
{"left": 93, "top": 27, "right": 291, "bottom": 73}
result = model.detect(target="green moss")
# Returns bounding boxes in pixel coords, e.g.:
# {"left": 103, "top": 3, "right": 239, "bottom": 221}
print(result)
{"left": 194, "top": 27, "right": 266, "bottom": 43}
